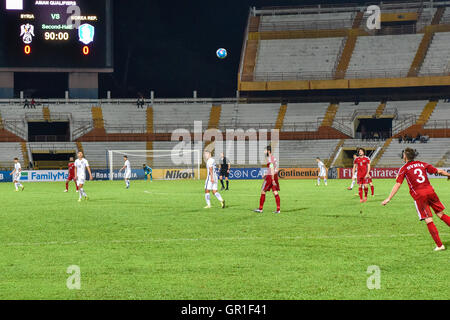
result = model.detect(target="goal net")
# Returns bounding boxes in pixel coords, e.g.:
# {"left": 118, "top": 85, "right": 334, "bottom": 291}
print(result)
{"left": 107, "top": 149, "right": 201, "bottom": 181}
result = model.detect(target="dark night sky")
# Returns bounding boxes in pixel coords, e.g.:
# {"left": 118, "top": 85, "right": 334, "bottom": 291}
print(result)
{"left": 16, "top": 0, "right": 373, "bottom": 98}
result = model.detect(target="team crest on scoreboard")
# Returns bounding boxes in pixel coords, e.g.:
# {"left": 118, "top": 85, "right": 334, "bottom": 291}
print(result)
{"left": 78, "top": 24, "right": 95, "bottom": 45}
{"left": 20, "top": 24, "right": 35, "bottom": 44}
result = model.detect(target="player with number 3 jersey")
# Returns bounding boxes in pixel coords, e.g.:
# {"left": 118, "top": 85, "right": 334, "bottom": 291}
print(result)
{"left": 382, "top": 148, "right": 450, "bottom": 251}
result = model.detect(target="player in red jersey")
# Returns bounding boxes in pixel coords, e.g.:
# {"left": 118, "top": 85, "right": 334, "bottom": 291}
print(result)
{"left": 64, "top": 156, "right": 79, "bottom": 193}
{"left": 352, "top": 148, "right": 371, "bottom": 203}
{"left": 367, "top": 175, "right": 375, "bottom": 197}
{"left": 382, "top": 148, "right": 450, "bottom": 251}
{"left": 254, "top": 146, "right": 280, "bottom": 214}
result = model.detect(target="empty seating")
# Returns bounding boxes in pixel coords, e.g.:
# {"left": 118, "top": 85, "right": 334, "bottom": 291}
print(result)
{"left": 346, "top": 34, "right": 422, "bottom": 78}
{"left": 0, "top": 143, "right": 24, "bottom": 169}
{"left": 419, "top": 32, "right": 450, "bottom": 76}
{"left": 152, "top": 104, "right": 212, "bottom": 133}
{"left": 254, "top": 37, "right": 343, "bottom": 80}
{"left": 425, "top": 100, "right": 450, "bottom": 128}
{"left": 235, "top": 104, "right": 280, "bottom": 128}
{"left": 219, "top": 104, "right": 237, "bottom": 129}
{"left": 377, "top": 138, "right": 450, "bottom": 167}
{"left": 27, "top": 142, "right": 77, "bottom": 153}
{"left": 102, "top": 105, "right": 147, "bottom": 133}
{"left": 259, "top": 12, "right": 355, "bottom": 31}
{"left": 283, "top": 103, "right": 329, "bottom": 131}
{"left": 279, "top": 140, "right": 340, "bottom": 167}
{"left": 82, "top": 142, "right": 147, "bottom": 169}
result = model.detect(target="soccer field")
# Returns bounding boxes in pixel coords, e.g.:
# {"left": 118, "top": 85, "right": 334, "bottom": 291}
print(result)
{"left": 0, "top": 179, "right": 449, "bottom": 300}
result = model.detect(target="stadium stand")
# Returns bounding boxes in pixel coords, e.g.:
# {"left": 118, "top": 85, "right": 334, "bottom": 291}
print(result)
{"left": 279, "top": 140, "right": 340, "bottom": 167}
{"left": 235, "top": 103, "right": 280, "bottom": 128}
{"left": 425, "top": 100, "right": 450, "bottom": 127}
{"left": 153, "top": 104, "right": 212, "bottom": 132}
{"left": 259, "top": 12, "right": 355, "bottom": 31}
{"left": 346, "top": 34, "right": 423, "bottom": 79}
{"left": 419, "top": 31, "right": 450, "bottom": 76}
{"left": 82, "top": 142, "right": 147, "bottom": 169}
{"left": 254, "top": 37, "right": 344, "bottom": 80}
{"left": 218, "top": 103, "right": 237, "bottom": 129}
{"left": 377, "top": 137, "right": 450, "bottom": 167}
{"left": 102, "top": 105, "right": 147, "bottom": 133}
{"left": 0, "top": 143, "right": 24, "bottom": 169}
{"left": 282, "top": 103, "right": 329, "bottom": 131}
{"left": 1, "top": 3, "right": 450, "bottom": 171}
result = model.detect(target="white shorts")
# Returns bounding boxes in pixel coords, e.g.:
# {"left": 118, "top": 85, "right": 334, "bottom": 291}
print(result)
{"left": 13, "top": 174, "right": 20, "bottom": 182}
{"left": 205, "top": 179, "right": 218, "bottom": 191}
{"left": 77, "top": 176, "right": 86, "bottom": 185}
{"left": 125, "top": 171, "right": 131, "bottom": 179}
{"left": 319, "top": 169, "right": 326, "bottom": 177}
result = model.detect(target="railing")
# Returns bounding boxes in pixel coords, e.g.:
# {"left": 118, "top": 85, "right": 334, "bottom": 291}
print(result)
{"left": 392, "top": 114, "right": 418, "bottom": 134}
{"left": 256, "top": 1, "right": 448, "bottom": 16}
{"left": 350, "top": 108, "right": 398, "bottom": 121}
{"left": 331, "top": 118, "right": 353, "bottom": 136}
{"left": 72, "top": 121, "right": 94, "bottom": 140}
{"left": 3, "top": 120, "right": 27, "bottom": 139}
{"left": 259, "top": 18, "right": 354, "bottom": 32}
{"left": 29, "top": 135, "right": 70, "bottom": 142}
{"left": 28, "top": 142, "right": 76, "bottom": 151}
{"left": 0, "top": 97, "right": 243, "bottom": 106}
{"left": 253, "top": 68, "right": 450, "bottom": 82}
{"left": 333, "top": 36, "right": 348, "bottom": 75}
{"left": 424, "top": 119, "right": 450, "bottom": 132}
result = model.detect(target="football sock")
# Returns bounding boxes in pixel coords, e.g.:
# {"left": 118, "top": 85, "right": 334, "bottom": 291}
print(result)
{"left": 359, "top": 187, "right": 363, "bottom": 200}
{"left": 215, "top": 193, "right": 223, "bottom": 202}
{"left": 259, "top": 194, "right": 266, "bottom": 210}
{"left": 364, "top": 187, "right": 368, "bottom": 197}
{"left": 76, "top": 183, "right": 79, "bottom": 191}
{"left": 66, "top": 182, "right": 69, "bottom": 190}
{"left": 275, "top": 194, "right": 280, "bottom": 211}
{"left": 205, "top": 193, "right": 211, "bottom": 206}
{"left": 14, "top": 183, "right": 18, "bottom": 191}
{"left": 324, "top": 179, "right": 327, "bottom": 185}
{"left": 426, "top": 222, "right": 443, "bottom": 247}
{"left": 371, "top": 185, "right": 374, "bottom": 195}
{"left": 439, "top": 214, "right": 450, "bottom": 227}
{"left": 226, "top": 180, "right": 229, "bottom": 189}
{"left": 350, "top": 181, "right": 355, "bottom": 189}
{"left": 79, "top": 188, "right": 83, "bottom": 199}
{"left": 317, "top": 178, "right": 320, "bottom": 185}
{"left": 220, "top": 180, "right": 224, "bottom": 188}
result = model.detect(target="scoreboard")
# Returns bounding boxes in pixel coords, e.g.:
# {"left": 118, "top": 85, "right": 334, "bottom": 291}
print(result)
{"left": 0, "top": 0, "right": 113, "bottom": 71}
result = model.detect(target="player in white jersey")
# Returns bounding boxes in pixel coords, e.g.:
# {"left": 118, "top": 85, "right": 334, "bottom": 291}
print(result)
{"left": 74, "top": 151, "right": 93, "bottom": 202}
{"left": 10, "top": 158, "right": 24, "bottom": 192}
{"left": 204, "top": 150, "right": 225, "bottom": 209}
{"left": 316, "top": 157, "right": 328, "bottom": 186}
{"left": 348, "top": 154, "right": 358, "bottom": 190}
{"left": 119, "top": 155, "right": 132, "bottom": 189}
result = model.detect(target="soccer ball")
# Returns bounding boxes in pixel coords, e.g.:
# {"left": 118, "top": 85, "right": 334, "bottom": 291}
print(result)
{"left": 216, "top": 48, "right": 227, "bottom": 59}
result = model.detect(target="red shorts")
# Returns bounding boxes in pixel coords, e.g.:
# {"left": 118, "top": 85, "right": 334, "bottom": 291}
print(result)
{"left": 357, "top": 176, "right": 370, "bottom": 185}
{"left": 262, "top": 174, "right": 280, "bottom": 192}
{"left": 414, "top": 191, "right": 445, "bottom": 221}
{"left": 67, "top": 175, "right": 75, "bottom": 181}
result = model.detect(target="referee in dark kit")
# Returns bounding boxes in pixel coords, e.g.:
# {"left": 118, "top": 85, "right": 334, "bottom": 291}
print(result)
{"left": 219, "top": 152, "right": 231, "bottom": 191}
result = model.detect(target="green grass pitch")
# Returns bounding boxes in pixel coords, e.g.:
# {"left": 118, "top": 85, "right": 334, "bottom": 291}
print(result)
{"left": 0, "top": 178, "right": 449, "bottom": 300}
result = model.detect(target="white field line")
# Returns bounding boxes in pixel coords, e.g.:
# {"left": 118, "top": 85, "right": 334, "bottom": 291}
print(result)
{"left": 144, "top": 190, "right": 259, "bottom": 197}
{"left": 3, "top": 233, "right": 448, "bottom": 248}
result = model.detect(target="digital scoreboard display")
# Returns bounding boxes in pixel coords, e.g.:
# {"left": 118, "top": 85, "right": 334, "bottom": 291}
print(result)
{"left": 0, "top": 0, "right": 113, "bottom": 71}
